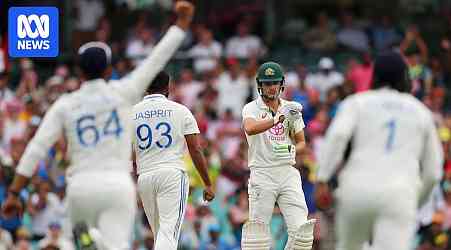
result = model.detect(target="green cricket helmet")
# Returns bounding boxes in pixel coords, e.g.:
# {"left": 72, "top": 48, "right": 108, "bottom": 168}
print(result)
{"left": 256, "top": 61, "right": 285, "bottom": 99}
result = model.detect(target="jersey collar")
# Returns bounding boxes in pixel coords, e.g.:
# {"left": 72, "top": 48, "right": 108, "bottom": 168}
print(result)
{"left": 143, "top": 94, "right": 167, "bottom": 100}
{"left": 256, "top": 97, "right": 287, "bottom": 112}
{"left": 80, "top": 78, "right": 107, "bottom": 90}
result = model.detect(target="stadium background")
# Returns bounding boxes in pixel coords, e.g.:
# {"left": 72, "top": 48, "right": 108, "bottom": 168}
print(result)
{"left": 1, "top": 0, "right": 451, "bottom": 249}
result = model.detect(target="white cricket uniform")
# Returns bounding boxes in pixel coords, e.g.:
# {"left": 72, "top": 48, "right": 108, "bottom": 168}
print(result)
{"left": 242, "top": 97, "right": 309, "bottom": 248}
{"left": 317, "top": 88, "right": 443, "bottom": 250}
{"left": 132, "top": 94, "right": 199, "bottom": 250}
{"left": 15, "top": 25, "right": 186, "bottom": 250}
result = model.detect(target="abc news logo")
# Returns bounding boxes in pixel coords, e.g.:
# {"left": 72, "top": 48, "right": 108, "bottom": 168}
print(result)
{"left": 9, "top": 7, "right": 59, "bottom": 57}
{"left": 17, "top": 14, "right": 50, "bottom": 49}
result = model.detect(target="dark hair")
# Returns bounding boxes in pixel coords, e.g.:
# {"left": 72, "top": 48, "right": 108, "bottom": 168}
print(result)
{"left": 147, "top": 71, "right": 170, "bottom": 93}
{"left": 78, "top": 42, "right": 111, "bottom": 80}
{"left": 372, "top": 51, "right": 410, "bottom": 92}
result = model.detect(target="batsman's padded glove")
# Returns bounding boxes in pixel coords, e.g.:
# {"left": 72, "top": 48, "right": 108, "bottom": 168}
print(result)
{"left": 273, "top": 144, "right": 295, "bottom": 159}
{"left": 280, "top": 102, "right": 303, "bottom": 123}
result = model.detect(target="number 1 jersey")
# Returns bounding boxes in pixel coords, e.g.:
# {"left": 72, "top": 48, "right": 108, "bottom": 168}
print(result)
{"left": 132, "top": 94, "right": 200, "bottom": 174}
{"left": 318, "top": 88, "right": 443, "bottom": 191}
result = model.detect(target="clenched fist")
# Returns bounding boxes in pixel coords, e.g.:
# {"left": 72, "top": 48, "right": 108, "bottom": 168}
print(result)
{"left": 203, "top": 185, "right": 215, "bottom": 202}
{"left": 174, "top": 1, "right": 195, "bottom": 30}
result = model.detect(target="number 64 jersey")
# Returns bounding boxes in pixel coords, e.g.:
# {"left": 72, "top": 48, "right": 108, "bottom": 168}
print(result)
{"left": 317, "top": 89, "right": 443, "bottom": 202}
{"left": 132, "top": 94, "right": 200, "bottom": 175}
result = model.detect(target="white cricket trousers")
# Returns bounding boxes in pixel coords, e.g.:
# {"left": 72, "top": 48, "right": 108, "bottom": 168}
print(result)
{"left": 248, "top": 166, "right": 309, "bottom": 248}
{"left": 137, "top": 168, "right": 189, "bottom": 250}
{"left": 66, "top": 171, "right": 137, "bottom": 250}
{"left": 335, "top": 184, "right": 416, "bottom": 250}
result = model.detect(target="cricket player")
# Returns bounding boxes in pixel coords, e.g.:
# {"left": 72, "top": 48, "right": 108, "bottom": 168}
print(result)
{"left": 1, "top": 2, "right": 195, "bottom": 250}
{"left": 316, "top": 51, "right": 443, "bottom": 250}
{"left": 132, "top": 71, "right": 215, "bottom": 250}
{"left": 241, "top": 61, "right": 315, "bottom": 250}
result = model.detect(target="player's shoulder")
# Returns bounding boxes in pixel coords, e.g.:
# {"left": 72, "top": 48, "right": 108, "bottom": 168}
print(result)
{"left": 50, "top": 92, "right": 74, "bottom": 110}
{"left": 243, "top": 99, "right": 258, "bottom": 110}
{"left": 400, "top": 92, "right": 433, "bottom": 118}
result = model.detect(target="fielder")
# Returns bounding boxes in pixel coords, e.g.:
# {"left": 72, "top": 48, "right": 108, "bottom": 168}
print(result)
{"left": 241, "top": 61, "right": 315, "bottom": 250}
{"left": 316, "top": 52, "right": 443, "bottom": 250}
{"left": 132, "top": 71, "right": 214, "bottom": 250}
{"left": 1, "top": 2, "right": 195, "bottom": 250}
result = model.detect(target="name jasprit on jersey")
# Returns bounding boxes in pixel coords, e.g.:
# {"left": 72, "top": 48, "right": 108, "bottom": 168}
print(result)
{"left": 134, "top": 109, "right": 173, "bottom": 120}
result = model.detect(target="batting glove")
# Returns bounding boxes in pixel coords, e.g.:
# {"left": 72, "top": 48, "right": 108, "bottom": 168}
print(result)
{"left": 280, "top": 103, "right": 303, "bottom": 123}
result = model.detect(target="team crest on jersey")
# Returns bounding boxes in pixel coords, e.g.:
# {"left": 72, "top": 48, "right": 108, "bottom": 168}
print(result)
{"left": 269, "top": 123, "right": 284, "bottom": 135}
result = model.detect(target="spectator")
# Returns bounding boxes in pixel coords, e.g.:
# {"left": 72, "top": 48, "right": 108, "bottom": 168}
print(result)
{"left": 215, "top": 140, "right": 248, "bottom": 197}
{"left": 13, "top": 239, "right": 31, "bottom": 250}
{"left": 27, "top": 181, "right": 65, "bottom": 241}
{"left": 305, "top": 57, "right": 344, "bottom": 101}
{"left": 2, "top": 101, "right": 26, "bottom": 152}
{"left": 418, "top": 211, "right": 450, "bottom": 250}
{"left": 0, "top": 227, "right": 12, "bottom": 250}
{"left": 24, "top": 116, "right": 41, "bottom": 142}
{"left": 44, "top": 76, "right": 66, "bottom": 108}
{"left": 400, "top": 25, "right": 431, "bottom": 99}
{"left": 175, "top": 69, "right": 204, "bottom": 110}
{"left": 228, "top": 188, "right": 248, "bottom": 243}
{"left": 215, "top": 58, "right": 249, "bottom": 118}
{"left": 19, "top": 95, "right": 41, "bottom": 124}
{"left": 37, "top": 222, "right": 74, "bottom": 250}
{"left": 345, "top": 52, "right": 374, "bottom": 92}
{"left": 324, "top": 86, "right": 341, "bottom": 118}
{"left": 64, "top": 77, "right": 81, "bottom": 93}
{"left": 15, "top": 59, "right": 38, "bottom": 99}
{"left": 302, "top": 12, "right": 337, "bottom": 52}
{"left": 189, "top": 29, "right": 223, "bottom": 74}
{"left": 0, "top": 72, "right": 14, "bottom": 110}
{"left": 439, "top": 37, "right": 451, "bottom": 87}
{"left": 94, "top": 17, "right": 112, "bottom": 45}
{"left": 195, "top": 202, "right": 219, "bottom": 242}
{"left": 210, "top": 109, "right": 242, "bottom": 160}
{"left": 126, "top": 27, "right": 155, "bottom": 66}
{"left": 73, "top": 0, "right": 105, "bottom": 49}
{"left": 199, "top": 224, "right": 236, "bottom": 250}
{"left": 285, "top": 64, "right": 308, "bottom": 98}
{"left": 336, "top": 12, "right": 370, "bottom": 52}
{"left": 225, "top": 22, "right": 265, "bottom": 59}
{"left": 371, "top": 15, "right": 402, "bottom": 52}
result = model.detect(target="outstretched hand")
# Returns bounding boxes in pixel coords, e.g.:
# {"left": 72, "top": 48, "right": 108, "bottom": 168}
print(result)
{"left": 174, "top": 1, "right": 195, "bottom": 30}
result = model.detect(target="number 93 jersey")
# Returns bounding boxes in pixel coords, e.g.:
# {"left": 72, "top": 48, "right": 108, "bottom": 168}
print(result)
{"left": 132, "top": 94, "right": 200, "bottom": 174}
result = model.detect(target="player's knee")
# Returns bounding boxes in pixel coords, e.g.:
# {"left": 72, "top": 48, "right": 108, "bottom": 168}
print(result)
{"left": 285, "top": 219, "right": 315, "bottom": 250}
{"left": 241, "top": 221, "right": 272, "bottom": 250}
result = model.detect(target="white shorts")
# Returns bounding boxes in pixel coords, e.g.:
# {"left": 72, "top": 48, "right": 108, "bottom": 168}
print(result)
{"left": 66, "top": 171, "right": 136, "bottom": 250}
{"left": 137, "top": 168, "right": 189, "bottom": 250}
{"left": 248, "top": 166, "right": 308, "bottom": 232}
{"left": 335, "top": 185, "right": 416, "bottom": 250}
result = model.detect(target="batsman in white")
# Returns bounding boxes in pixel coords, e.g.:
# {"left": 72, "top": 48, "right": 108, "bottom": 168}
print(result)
{"left": 1, "top": 2, "right": 195, "bottom": 250}
{"left": 132, "top": 71, "right": 214, "bottom": 250}
{"left": 316, "top": 52, "right": 443, "bottom": 250}
{"left": 241, "top": 61, "right": 315, "bottom": 250}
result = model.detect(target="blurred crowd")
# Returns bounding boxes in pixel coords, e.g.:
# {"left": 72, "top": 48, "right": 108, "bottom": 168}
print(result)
{"left": 1, "top": 0, "right": 451, "bottom": 250}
